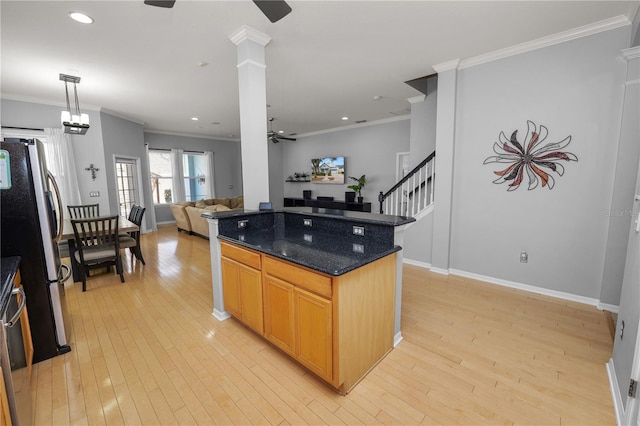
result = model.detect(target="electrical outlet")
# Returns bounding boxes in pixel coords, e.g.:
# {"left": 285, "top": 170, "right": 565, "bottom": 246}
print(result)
{"left": 303, "top": 218, "right": 312, "bottom": 227}
{"left": 520, "top": 251, "right": 528, "bottom": 263}
{"left": 353, "top": 226, "right": 365, "bottom": 236}
{"left": 237, "top": 220, "right": 248, "bottom": 229}
{"left": 352, "top": 243, "right": 364, "bottom": 253}
{"left": 89, "top": 191, "right": 100, "bottom": 197}
{"left": 304, "top": 234, "right": 313, "bottom": 242}
{"left": 228, "top": 185, "right": 233, "bottom": 189}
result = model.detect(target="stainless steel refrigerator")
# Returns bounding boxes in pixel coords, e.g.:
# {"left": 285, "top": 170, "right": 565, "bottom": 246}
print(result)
{"left": 0, "top": 138, "right": 72, "bottom": 363}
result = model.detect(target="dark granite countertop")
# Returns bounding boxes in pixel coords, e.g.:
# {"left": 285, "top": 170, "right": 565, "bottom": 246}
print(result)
{"left": 219, "top": 227, "right": 400, "bottom": 276}
{"left": 282, "top": 207, "right": 415, "bottom": 226}
{"left": 1, "top": 256, "right": 21, "bottom": 318}
{"left": 203, "top": 207, "right": 415, "bottom": 227}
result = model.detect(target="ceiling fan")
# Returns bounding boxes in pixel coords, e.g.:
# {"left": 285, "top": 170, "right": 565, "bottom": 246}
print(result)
{"left": 143, "top": 0, "right": 292, "bottom": 23}
{"left": 268, "top": 117, "right": 296, "bottom": 143}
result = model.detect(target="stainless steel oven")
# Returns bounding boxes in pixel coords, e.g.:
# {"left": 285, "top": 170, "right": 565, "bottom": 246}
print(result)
{"left": 1, "top": 286, "right": 33, "bottom": 425}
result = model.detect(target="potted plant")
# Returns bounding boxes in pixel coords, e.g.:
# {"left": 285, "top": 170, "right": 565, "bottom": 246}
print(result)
{"left": 347, "top": 175, "right": 366, "bottom": 203}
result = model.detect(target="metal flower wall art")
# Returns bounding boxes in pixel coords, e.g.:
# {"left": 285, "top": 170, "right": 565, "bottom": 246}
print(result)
{"left": 483, "top": 120, "right": 577, "bottom": 191}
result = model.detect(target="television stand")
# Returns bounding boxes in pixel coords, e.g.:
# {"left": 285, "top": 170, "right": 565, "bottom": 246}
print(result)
{"left": 283, "top": 197, "right": 372, "bottom": 213}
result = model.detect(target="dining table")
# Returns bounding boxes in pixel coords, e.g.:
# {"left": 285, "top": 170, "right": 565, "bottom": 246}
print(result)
{"left": 60, "top": 216, "right": 139, "bottom": 283}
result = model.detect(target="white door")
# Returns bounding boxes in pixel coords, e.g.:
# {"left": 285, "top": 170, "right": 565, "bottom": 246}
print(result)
{"left": 114, "top": 156, "right": 144, "bottom": 230}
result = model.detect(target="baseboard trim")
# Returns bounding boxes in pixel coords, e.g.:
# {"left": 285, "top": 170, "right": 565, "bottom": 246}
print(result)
{"left": 212, "top": 309, "right": 231, "bottom": 321}
{"left": 449, "top": 268, "right": 600, "bottom": 307}
{"left": 597, "top": 302, "right": 620, "bottom": 313}
{"left": 430, "top": 266, "right": 450, "bottom": 276}
{"left": 607, "top": 358, "right": 624, "bottom": 425}
{"left": 393, "top": 332, "right": 403, "bottom": 347}
{"left": 156, "top": 220, "right": 176, "bottom": 225}
{"left": 403, "top": 258, "right": 432, "bottom": 270}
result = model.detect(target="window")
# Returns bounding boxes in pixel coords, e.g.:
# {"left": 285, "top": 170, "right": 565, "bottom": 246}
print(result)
{"left": 148, "top": 149, "right": 209, "bottom": 204}
{"left": 182, "top": 152, "right": 207, "bottom": 202}
{"left": 149, "top": 150, "right": 173, "bottom": 204}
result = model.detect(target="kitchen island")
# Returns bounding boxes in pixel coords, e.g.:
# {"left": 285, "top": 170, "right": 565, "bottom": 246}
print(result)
{"left": 206, "top": 208, "right": 414, "bottom": 393}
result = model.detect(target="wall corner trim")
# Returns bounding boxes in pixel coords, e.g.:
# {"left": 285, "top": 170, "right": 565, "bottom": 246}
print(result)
{"left": 606, "top": 358, "right": 625, "bottom": 426}
{"left": 622, "top": 46, "right": 640, "bottom": 60}
{"left": 407, "top": 95, "right": 426, "bottom": 104}
{"left": 433, "top": 59, "right": 460, "bottom": 73}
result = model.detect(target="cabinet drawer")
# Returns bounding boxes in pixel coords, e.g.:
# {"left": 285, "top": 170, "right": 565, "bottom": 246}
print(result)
{"left": 220, "top": 241, "right": 261, "bottom": 270}
{"left": 263, "top": 256, "right": 332, "bottom": 299}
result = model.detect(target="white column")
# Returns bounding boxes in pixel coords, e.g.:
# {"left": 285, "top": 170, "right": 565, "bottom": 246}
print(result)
{"left": 207, "top": 216, "right": 230, "bottom": 321}
{"left": 229, "top": 26, "right": 272, "bottom": 210}
{"left": 430, "top": 59, "right": 459, "bottom": 275}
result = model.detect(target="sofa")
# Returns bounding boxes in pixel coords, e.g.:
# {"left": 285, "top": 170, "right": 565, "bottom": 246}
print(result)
{"left": 169, "top": 195, "right": 244, "bottom": 238}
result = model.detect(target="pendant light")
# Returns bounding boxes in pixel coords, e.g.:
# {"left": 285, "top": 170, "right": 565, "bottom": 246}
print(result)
{"left": 60, "top": 74, "right": 90, "bottom": 135}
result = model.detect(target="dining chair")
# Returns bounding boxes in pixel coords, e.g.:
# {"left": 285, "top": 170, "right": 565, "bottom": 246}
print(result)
{"left": 119, "top": 205, "right": 146, "bottom": 265}
{"left": 71, "top": 215, "right": 124, "bottom": 291}
{"left": 67, "top": 204, "right": 100, "bottom": 219}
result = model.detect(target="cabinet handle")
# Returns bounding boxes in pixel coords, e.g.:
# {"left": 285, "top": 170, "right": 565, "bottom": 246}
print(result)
{"left": 4, "top": 287, "right": 26, "bottom": 328}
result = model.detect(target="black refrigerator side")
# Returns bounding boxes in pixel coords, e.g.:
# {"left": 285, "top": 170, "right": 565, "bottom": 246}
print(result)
{"left": 0, "top": 139, "right": 64, "bottom": 362}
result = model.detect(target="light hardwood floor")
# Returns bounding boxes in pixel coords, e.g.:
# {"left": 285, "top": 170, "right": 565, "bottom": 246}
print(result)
{"left": 32, "top": 224, "right": 615, "bottom": 425}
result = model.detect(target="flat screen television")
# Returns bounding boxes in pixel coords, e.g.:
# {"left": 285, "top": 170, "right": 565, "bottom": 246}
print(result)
{"left": 311, "top": 156, "right": 345, "bottom": 184}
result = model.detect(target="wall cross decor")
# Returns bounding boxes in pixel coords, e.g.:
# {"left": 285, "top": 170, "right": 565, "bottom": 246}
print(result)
{"left": 85, "top": 164, "right": 100, "bottom": 181}
{"left": 483, "top": 120, "right": 577, "bottom": 191}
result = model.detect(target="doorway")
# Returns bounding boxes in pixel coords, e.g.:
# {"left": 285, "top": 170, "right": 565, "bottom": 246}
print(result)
{"left": 114, "top": 156, "right": 144, "bottom": 232}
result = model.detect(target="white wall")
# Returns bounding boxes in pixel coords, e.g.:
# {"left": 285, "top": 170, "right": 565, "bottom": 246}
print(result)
{"left": 282, "top": 118, "right": 410, "bottom": 204}
{"left": 449, "top": 27, "right": 630, "bottom": 300}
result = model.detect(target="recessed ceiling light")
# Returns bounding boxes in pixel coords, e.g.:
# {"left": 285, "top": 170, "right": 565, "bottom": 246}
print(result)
{"left": 69, "top": 12, "right": 93, "bottom": 24}
{"left": 191, "top": 117, "right": 199, "bottom": 121}
{"left": 341, "top": 116, "right": 349, "bottom": 121}
{"left": 373, "top": 95, "right": 382, "bottom": 101}
{"left": 198, "top": 62, "right": 209, "bottom": 67}
{"left": 278, "top": 130, "right": 284, "bottom": 134}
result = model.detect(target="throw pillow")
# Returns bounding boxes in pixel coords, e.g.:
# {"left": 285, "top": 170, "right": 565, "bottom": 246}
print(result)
{"left": 203, "top": 204, "right": 231, "bottom": 212}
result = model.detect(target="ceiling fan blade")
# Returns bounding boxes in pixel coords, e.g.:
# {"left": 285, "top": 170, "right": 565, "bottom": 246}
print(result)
{"left": 144, "top": 0, "right": 176, "bottom": 8}
{"left": 253, "top": 0, "right": 292, "bottom": 23}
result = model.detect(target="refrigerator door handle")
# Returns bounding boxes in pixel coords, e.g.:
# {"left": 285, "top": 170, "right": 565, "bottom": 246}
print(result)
{"left": 47, "top": 171, "right": 64, "bottom": 243}
{"left": 4, "top": 287, "right": 26, "bottom": 328}
{"left": 59, "top": 264, "right": 71, "bottom": 283}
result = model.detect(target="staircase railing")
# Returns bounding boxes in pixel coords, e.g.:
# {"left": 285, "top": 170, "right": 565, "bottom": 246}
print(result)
{"left": 378, "top": 151, "right": 435, "bottom": 217}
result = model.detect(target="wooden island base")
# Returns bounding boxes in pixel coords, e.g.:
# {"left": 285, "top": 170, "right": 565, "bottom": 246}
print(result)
{"left": 220, "top": 240, "right": 396, "bottom": 394}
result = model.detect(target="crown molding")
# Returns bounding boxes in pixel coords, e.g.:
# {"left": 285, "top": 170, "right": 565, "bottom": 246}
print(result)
{"left": 99, "top": 107, "right": 145, "bottom": 125}
{"left": 229, "top": 25, "right": 272, "bottom": 47}
{"left": 143, "top": 128, "right": 240, "bottom": 142}
{"left": 407, "top": 95, "right": 426, "bottom": 104}
{"left": 295, "top": 115, "right": 410, "bottom": 138}
{"left": 433, "top": 59, "right": 460, "bottom": 73}
{"left": 1, "top": 94, "right": 100, "bottom": 111}
{"left": 622, "top": 46, "right": 640, "bottom": 61}
{"left": 459, "top": 15, "right": 632, "bottom": 70}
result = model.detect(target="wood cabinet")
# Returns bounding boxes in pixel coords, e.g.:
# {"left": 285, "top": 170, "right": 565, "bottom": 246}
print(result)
{"left": 220, "top": 240, "right": 396, "bottom": 393}
{"left": 220, "top": 242, "right": 263, "bottom": 334}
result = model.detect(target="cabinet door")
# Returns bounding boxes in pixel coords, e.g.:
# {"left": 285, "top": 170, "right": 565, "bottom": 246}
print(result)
{"left": 238, "top": 266, "right": 263, "bottom": 334}
{"left": 295, "top": 288, "right": 332, "bottom": 382}
{"left": 221, "top": 257, "right": 242, "bottom": 319}
{"left": 263, "top": 275, "right": 295, "bottom": 356}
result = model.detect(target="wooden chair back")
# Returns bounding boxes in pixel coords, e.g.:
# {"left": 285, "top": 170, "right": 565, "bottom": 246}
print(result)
{"left": 67, "top": 204, "right": 100, "bottom": 219}
{"left": 71, "top": 215, "right": 124, "bottom": 291}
